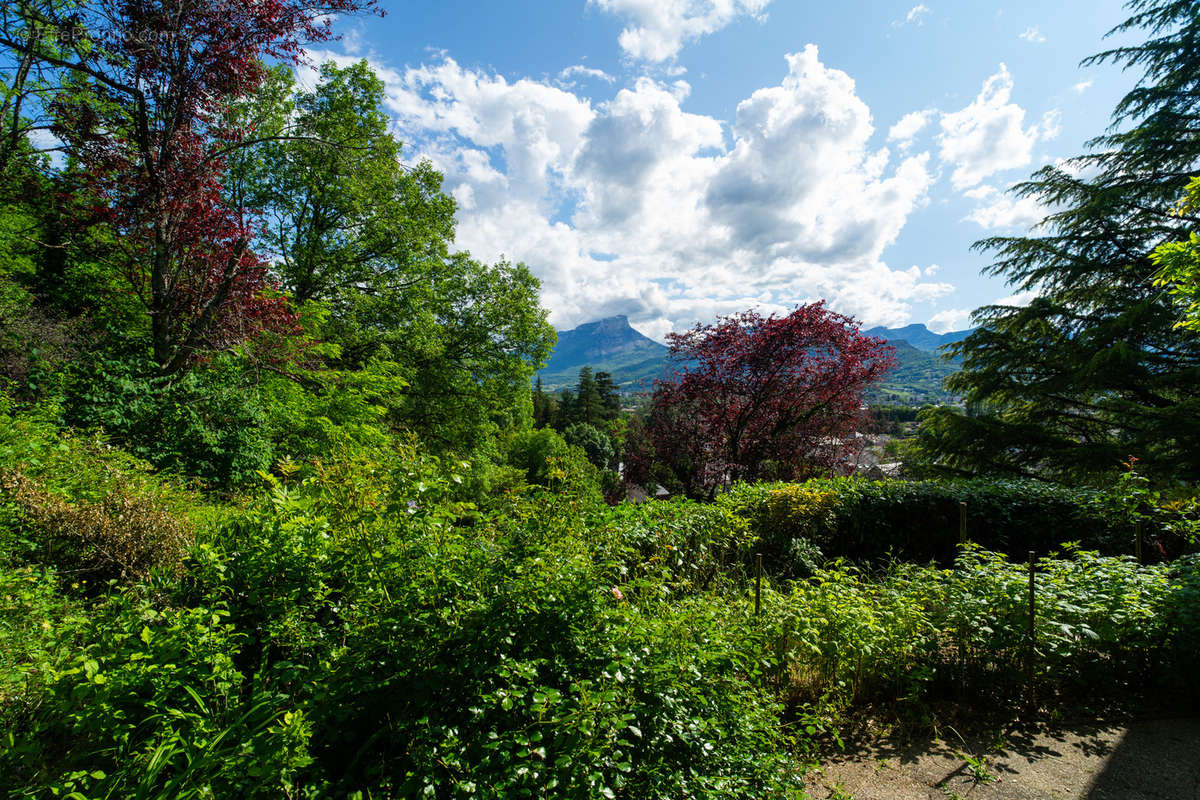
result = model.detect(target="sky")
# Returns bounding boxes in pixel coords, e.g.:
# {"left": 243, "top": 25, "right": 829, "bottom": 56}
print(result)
{"left": 310, "top": 0, "right": 1141, "bottom": 340}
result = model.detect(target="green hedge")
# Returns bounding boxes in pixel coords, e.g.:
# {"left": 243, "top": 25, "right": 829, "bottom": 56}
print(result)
{"left": 723, "top": 477, "right": 1184, "bottom": 572}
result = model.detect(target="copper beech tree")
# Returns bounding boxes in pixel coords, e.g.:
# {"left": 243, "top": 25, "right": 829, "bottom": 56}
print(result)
{"left": 638, "top": 304, "right": 895, "bottom": 497}
{"left": 0, "top": 0, "right": 377, "bottom": 374}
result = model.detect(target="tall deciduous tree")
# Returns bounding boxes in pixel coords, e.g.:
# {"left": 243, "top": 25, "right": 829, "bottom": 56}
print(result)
{"left": 646, "top": 304, "right": 895, "bottom": 497}
{"left": 236, "top": 61, "right": 555, "bottom": 456}
{"left": 229, "top": 62, "right": 456, "bottom": 319}
{"left": 0, "top": 0, "right": 376, "bottom": 374}
{"left": 917, "top": 0, "right": 1200, "bottom": 483}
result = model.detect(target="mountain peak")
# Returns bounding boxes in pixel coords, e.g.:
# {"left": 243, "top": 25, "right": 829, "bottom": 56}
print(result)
{"left": 573, "top": 314, "right": 631, "bottom": 333}
{"left": 537, "top": 315, "right": 668, "bottom": 391}
{"left": 864, "top": 323, "right": 975, "bottom": 352}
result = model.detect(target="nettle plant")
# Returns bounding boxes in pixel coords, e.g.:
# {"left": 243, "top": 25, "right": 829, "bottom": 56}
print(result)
{"left": 1093, "top": 457, "right": 1200, "bottom": 556}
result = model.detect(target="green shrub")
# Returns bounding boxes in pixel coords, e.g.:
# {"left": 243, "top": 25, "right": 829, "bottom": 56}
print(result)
{"left": 63, "top": 355, "right": 274, "bottom": 489}
{"left": 0, "top": 399, "right": 212, "bottom": 575}
{"left": 563, "top": 422, "right": 615, "bottom": 469}
{"left": 761, "top": 560, "right": 937, "bottom": 707}
{"left": 503, "top": 427, "right": 599, "bottom": 493}
{"left": 303, "top": 488, "right": 803, "bottom": 799}
{"left": 0, "top": 470, "right": 193, "bottom": 583}
{"left": 0, "top": 565, "right": 86, "bottom": 729}
{"left": 173, "top": 447, "right": 801, "bottom": 798}
{"left": 762, "top": 545, "right": 1196, "bottom": 712}
{"left": 0, "top": 589, "right": 313, "bottom": 800}
{"left": 755, "top": 485, "right": 840, "bottom": 571}
{"left": 591, "top": 497, "right": 755, "bottom": 594}
{"left": 726, "top": 477, "right": 1178, "bottom": 573}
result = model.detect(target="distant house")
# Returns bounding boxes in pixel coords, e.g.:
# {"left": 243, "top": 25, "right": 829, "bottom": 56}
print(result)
{"left": 625, "top": 483, "right": 672, "bottom": 503}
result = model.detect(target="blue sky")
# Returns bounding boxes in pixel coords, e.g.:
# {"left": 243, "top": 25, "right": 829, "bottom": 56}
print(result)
{"left": 312, "top": 0, "right": 1139, "bottom": 340}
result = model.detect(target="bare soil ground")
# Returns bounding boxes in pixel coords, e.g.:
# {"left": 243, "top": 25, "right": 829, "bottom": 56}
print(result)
{"left": 805, "top": 716, "right": 1200, "bottom": 800}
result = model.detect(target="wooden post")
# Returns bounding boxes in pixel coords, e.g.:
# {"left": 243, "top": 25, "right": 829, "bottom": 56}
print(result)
{"left": 959, "top": 501, "right": 968, "bottom": 544}
{"left": 1026, "top": 550, "right": 1036, "bottom": 713}
{"left": 754, "top": 552, "right": 763, "bottom": 616}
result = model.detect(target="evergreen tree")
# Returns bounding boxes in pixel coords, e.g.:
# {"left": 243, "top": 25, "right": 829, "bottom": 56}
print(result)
{"left": 532, "top": 376, "right": 557, "bottom": 428}
{"left": 573, "top": 366, "right": 605, "bottom": 427}
{"left": 594, "top": 371, "right": 622, "bottom": 421}
{"left": 554, "top": 388, "right": 574, "bottom": 430}
{"left": 917, "top": 0, "right": 1200, "bottom": 483}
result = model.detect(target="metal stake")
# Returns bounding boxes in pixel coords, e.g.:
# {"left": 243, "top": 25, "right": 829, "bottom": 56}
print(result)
{"left": 1027, "top": 550, "right": 1036, "bottom": 713}
{"left": 754, "top": 552, "right": 763, "bottom": 616}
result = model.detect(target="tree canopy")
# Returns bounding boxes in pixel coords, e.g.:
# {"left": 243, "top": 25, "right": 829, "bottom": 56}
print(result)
{"left": 640, "top": 304, "right": 895, "bottom": 497}
{"left": 1151, "top": 176, "right": 1200, "bottom": 330}
{"left": 1, "top": 0, "right": 379, "bottom": 374}
{"left": 0, "top": 4, "right": 553, "bottom": 486}
{"left": 916, "top": 0, "right": 1200, "bottom": 484}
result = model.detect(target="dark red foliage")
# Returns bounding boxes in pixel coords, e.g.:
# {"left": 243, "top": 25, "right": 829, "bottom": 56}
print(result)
{"left": 14, "top": 0, "right": 377, "bottom": 373}
{"left": 646, "top": 303, "right": 896, "bottom": 497}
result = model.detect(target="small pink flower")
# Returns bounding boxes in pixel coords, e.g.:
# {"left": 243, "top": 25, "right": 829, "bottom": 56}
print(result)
{"left": 611, "top": 587, "right": 625, "bottom": 601}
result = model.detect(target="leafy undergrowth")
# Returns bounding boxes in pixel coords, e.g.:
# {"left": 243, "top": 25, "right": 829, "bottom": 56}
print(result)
{"left": 1, "top": 405, "right": 1197, "bottom": 798}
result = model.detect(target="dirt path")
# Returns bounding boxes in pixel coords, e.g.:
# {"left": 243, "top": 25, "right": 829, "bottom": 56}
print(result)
{"left": 805, "top": 717, "right": 1200, "bottom": 800}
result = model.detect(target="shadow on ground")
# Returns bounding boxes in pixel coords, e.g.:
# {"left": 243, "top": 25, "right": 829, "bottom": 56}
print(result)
{"left": 1083, "top": 718, "right": 1200, "bottom": 800}
{"left": 806, "top": 716, "right": 1200, "bottom": 799}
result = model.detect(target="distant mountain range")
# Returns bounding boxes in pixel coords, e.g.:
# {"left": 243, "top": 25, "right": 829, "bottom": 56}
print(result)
{"left": 863, "top": 324, "right": 974, "bottom": 403}
{"left": 536, "top": 316, "right": 974, "bottom": 402}
{"left": 536, "top": 315, "right": 669, "bottom": 392}
{"left": 863, "top": 324, "right": 974, "bottom": 352}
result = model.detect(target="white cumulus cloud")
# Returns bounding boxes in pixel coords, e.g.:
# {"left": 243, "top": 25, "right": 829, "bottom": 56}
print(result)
{"left": 334, "top": 47, "right": 952, "bottom": 337}
{"left": 1019, "top": 26, "right": 1046, "bottom": 43}
{"left": 993, "top": 288, "right": 1040, "bottom": 307}
{"left": 558, "top": 64, "right": 616, "bottom": 85}
{"left": 937, "top": 64, "right": 1055, "bottom": 190}
{"left": 590, "top": 0, "right": 771, "bottom": 63}
{"left": 962, "top": 185, "right": 1046, "bottom": 229}
{"left": 928, "top": 308, "right": 972, "bottom": 333}
{"left": 888, "top": 109, "right": 933, "bottom": 147}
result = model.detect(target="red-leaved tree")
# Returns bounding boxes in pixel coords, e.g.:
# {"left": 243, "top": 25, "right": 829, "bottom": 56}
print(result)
{"left": 644, "top": 304, "right": 895, "bottom": 497}
{"left": 1, "top": 0, "right": 376, "bottom": 374}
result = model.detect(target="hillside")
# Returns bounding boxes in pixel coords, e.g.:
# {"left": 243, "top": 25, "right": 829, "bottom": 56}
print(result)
{"left": 860, "top": 324, "right": 972, "bottom": 402}
{"left": 536, "top": 315, "right": 669, "bottom": 391}
{"left": 870, "top": 339, "right": 959, "bottom": 403}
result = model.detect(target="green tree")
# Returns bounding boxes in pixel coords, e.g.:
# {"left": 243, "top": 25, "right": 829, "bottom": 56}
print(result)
{"left": 238, "top": 62, "right": 554, "bottom": 457}
{"left": 531, "top": 376, "right": 557, "bottom": 428}
{"left": 917, "top": 0, "right": 1200, "bottom": 483}
{"left": 233, "top": 62, "right": 456, "bottom": 319}
{"left": 573, "top": 366, "right": 603, "bottom": 427}
{"left": 1151, "top": 176, "right": 1200, "bottom": 330}
{"left": 562, "top": 421, "right": 614, "bottom": 469}
{"left": 594, "top": 370, "right": 622, "bottom": 421}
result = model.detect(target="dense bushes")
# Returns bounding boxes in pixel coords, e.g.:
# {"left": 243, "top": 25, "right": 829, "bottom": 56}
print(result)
{"left": 761, "top": 547, "right": 1200, "bottom": 712}
{"left": 63, "top": 356, "right": 277, "bottom": 490}
{"left": 591, "top": 498, "right": 755, "bottom": 595}
{"left": 0, "top": 470, "right": 193, "bottom": 583}
{"left": 726, "top": 477, "right": 1190, "bottom": 571}
{"left": 0, "top": 423, "right": 806, "bottom": 799}
{"left": 2, "top": 401, "right": 1198, "bottom": 798}
{"left": 0, "top": 401, "right": 208, "bottom": 575}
